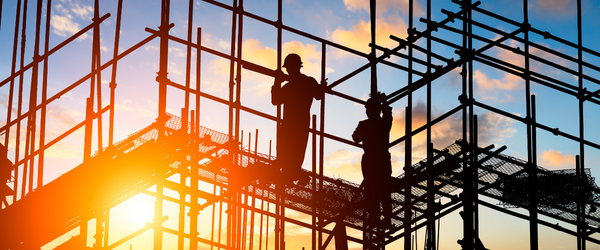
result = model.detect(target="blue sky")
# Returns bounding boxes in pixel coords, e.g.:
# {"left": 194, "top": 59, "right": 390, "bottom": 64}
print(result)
{"left": 2, "top": 0, "right": 600, "bottom": 249}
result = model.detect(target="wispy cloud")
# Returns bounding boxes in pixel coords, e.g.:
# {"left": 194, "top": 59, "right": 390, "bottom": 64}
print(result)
{"left": 474, "top": 38, "right": 571, "bottom": 102}
{"left": 51, "top": 0, "right": 94, "bottom": 40}
{"left": 331, "top": 15, "right": 408, "bottom": 56}
{"left": 482, "top": 94, "right": 515, "bottom": 103}
{"left": 203, "top": 39, "right": 332, "bottom": 97}
{"left": 331, "top": 0, "right": 422, "bottom": 57}
{"left": 46, "top": 104, "right": 81, "bottom": 128}
{"left": 66, "top": 0, "right": 93, "bottom": 19}
{"left": 473, "top": 69, "right": 523, "bottom": 92}
{"left": 324, "top": 148, "right": 363, "bottom": 183}
{"left": 390, "top": 101, "right": 517, "bottom": 162}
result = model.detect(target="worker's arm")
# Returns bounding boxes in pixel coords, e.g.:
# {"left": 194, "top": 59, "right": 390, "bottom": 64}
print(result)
{"left": 271, "top": 78, "right": 285, "bottom": 105}
{"left": 352, "top": 121, "right": 364, "bottom": 143}
{"left": 313, "top": 77, "right": 325, "bottom": 101}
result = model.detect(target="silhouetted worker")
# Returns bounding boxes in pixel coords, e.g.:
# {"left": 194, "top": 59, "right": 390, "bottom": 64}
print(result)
{"left": 352, "top": 92, "right": 392, "bottom": 229}
{"left": 272, "top": 53, "right": 323, "bottom": 185}
{"left": 0, "top": 143, "right": 11, "bottom": 182}
{"left": 1, "top": 143, "right": 13, "bottom": 206}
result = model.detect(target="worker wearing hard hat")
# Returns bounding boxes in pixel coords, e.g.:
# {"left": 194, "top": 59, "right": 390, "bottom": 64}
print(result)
{"left": 271, "top": 53, "right": 324, "bottom": 186}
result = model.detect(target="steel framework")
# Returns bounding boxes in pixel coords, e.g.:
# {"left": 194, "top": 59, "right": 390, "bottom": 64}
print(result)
{"left": 2, "top": 0, "right": 600, "bottom": 250}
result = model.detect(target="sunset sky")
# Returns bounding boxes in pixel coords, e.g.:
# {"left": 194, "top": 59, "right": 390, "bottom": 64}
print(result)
{"left": 2, "top": 0, "right": 600, "bottom": 249}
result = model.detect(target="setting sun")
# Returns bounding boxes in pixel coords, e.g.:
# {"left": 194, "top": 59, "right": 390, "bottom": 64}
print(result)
{"left": 127, "top": 200, "right": 153, "bottom": 224}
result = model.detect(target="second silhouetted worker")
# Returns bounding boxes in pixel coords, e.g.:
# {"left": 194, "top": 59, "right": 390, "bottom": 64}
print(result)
{"left": 353, "top": 92, "right": 392, "bottom": 229}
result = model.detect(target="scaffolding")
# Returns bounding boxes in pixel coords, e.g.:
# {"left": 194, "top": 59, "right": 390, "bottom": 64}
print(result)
{"left": 2, "top": 0, "right": 600, "bottom": 249}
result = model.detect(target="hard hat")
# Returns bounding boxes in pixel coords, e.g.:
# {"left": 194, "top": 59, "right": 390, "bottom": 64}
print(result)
{"left": 283, "top": 53, "right": 302, "bottom": 68}
{"left": 365, "top": 92, "right": 385, "bottom": 109}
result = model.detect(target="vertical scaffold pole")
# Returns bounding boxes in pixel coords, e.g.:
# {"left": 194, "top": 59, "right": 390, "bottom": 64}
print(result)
{"left": 318, "top": 40, "right": 326, "bottom": 250}
{"left": 226, "top": 1, "right": 239, "bottom": 247}
{"left": 311, "top": 115, "right": 317, "bottom": 250}
{"left": 177, "top": 108, "right": 187, "bottom": 250}
{"left": 109, "top": 0, "right": 124, "bottom": 147}
{"left": 460, "top": 0, "right": 474, "bottom": 248}
{"left": 39, "top": 0, "right": 52, "bottom": 191}
{"left": 404, "top": 0, "right": 414, "bottom": 250}
{"left": 196, "top": 27, "right": 202, "bottom": 133}
{"left": 275, "top": 0, "right": 283, "bottom": 249}
{"left": 6, "top": 0, "right": 22, "bottom": 200}
{"left": 522, "top": 0, "right": 538, "bottom": 249}
{"left": 109, "top": 0, "right": 123, "bottom": 147}
{"left": 180, "top": 0, "right": 195, "bottom": 246}
{"left": 157, "top": 0, "right": 170, "bottom": 129}
{"left": 86, "top": 0, "right": 96, "bottom": 161}
{"left": 425, "top": 0, "right": 435, "bottom": 248}
{"left": 93, "top": 0, "right": 103, "bottom": 154}
{"left": 531, "top": 93, "right": 539, "bottom": 250}
{"left": 155, "top": 0, "right": 170, "bottom": 249}
{"left": 25, "top": 0, "right": 43, "bottom": 195}
{"left": 369, "top": 0, "right": 377, "bottom": 245}
{"left": 17, "top": 0, "right": 29, "bottom": 198}
{"left": 154, "top": 182, "right": 164, "bottom": 250}
{"left": 184, "top": 0, "right": 194, "bottom": 115}
{"left": 467, "top": 0, "right": 478, "bottom": 242}
{"left": 576, "top": 0, "right": 586, "bottom": 247}
{"left": 235, "top": 1, "right": 245, "bottom": 248}
{"left": 576, "top": 155, "right": 581, "bottom": 250}
{"left": 369, "top": 0, "right": 376, "bottom": 94}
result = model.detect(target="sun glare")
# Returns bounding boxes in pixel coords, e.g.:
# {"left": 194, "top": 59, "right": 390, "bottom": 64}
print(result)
{"left": 127, "top": 200, "right": 153, "bottom": 224}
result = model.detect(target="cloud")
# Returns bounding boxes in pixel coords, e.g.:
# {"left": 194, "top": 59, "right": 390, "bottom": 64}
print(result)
{"left": 143, "top": 45, "right": 187, "bottom": 58}
{"left": 51, "top": 1, "right": 95, "bottom": 40}
{"left": 473, "top": 69, "right": 523, "bottom": 92}
{"left": 46, "top": 104, "right": 81, "bottom": 128}
{"left": 532, "top": 0, "right": 576, "bottom": 16}
{"left": 238, "top": 38, "right": 325, "bottom": 77}
{"left": 343, "top": 0, "right": 424, "bottom": 16}
{"left": 539, "top": 149, "right": 575, "bottom": 169}
{"left": 390, "top": 101, "right": 517, "bottom": 162}
{"left": 204, "top": 39, "right": 332, "bottom": 97}
{"left": 0, "top": 99, "right": 82, "bottom": 157}
{"left": 498, "top": 39, "right": 571, "bottom": 72}
{"left": 324, "top": 148, "right": 363, "bottom": 183}
{"left": 331, "top": 15, "right": 408, "bottom": 56}
{"left": 168, "top": 47, "right": 186, "bottom": 58}
{"left": 144, "top": 45, "right": 159, "bottom": 52}
{"left": 203, "top": 33, "right": 231, "bottom": 53}
{"left": 51, "top": 14, "right": 88, "bottom": 40}
{"left": 69, "top": 1, "right": 93, "bottom": 19}
{"left": 474, "top": 38, "right": 572, "bottom": 102}
{"left": 0, "top": 94, "right": 18, "bottom": 117}
{"left": 482, "top": 94, "right": 515, "bottom": 103}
